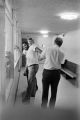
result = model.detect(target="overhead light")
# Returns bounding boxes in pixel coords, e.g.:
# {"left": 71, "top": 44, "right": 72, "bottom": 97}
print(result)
{"left": 40, "top": 30, "right": 49, "bottom": 34}
{"left": 58, "top": 12, "right": 80, "bottom": 20}
{"left": 58, "top": 33, "right": 65, "bottom": 38}
{"left": 43, "top": 34, "right": 48, "bottom": 38}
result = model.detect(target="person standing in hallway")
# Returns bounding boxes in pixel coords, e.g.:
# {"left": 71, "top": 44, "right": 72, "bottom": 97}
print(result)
{"left": 22, "top": 38, "right": 42, "bottom": 102}
{"left": 22, "top": 43, "right": 28, "bottom": 67}
{"left": 39, "top": 37, "right": 64, "bottom": 108}
{"left": 22, "top": 43, "right": 29, "bottom": 79}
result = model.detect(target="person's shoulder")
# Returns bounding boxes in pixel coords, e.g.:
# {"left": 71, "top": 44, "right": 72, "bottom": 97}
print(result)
{"left": 32, "top": 44, "right": 37, "bottom": 48}
{"left": 60, "top": 49, "right": 64, "bottom": 55}
{"left": 52, "top": 45, "right": 57, "bottom": 50}
{"left": 31, "top": 44, "right": 38, "bottom": 51}
{"left": 43, "top": 46, "right": 49, "bottom": 51}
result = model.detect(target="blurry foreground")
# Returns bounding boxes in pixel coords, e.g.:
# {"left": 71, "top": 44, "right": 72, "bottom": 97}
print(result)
{"left": 1, "top": 104, "right": 78, "bottom": 120}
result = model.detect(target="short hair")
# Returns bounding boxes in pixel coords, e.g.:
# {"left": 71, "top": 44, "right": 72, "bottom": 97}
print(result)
{"left": 54, "top": 37, "right": 63, "bottom": 47}
{"left": 29, "top": 38, "right": 33, "bottom": 40}
{"left": 28, "top": 38, "right": 34, "bottom": 43}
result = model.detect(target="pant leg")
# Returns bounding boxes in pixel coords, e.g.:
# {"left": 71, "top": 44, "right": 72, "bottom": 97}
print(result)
{"left": 26, "top": 66, "right": 35, "bottom": 99}
{"left": 30, "top": 65, "right": 39, "bottom": 97}
{"left": 26, "top": 65, "right": 39, "bottom": 98}
{"left": 31, "top": 77, "right": 38, "bottom": 97}
{"left": 49, "top": 70, "right": 60, "bottom": 108}
{"left": 41, "top": 69, "right": 50, "bottom": 107}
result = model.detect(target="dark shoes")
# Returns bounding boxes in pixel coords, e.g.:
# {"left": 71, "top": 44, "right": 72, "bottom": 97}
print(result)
{"left": 22, "top": 85, "right": 38, "bottom": 103}
{"left": 22, "top": 91, "right": 30, "bottom": 103}
{"left": 22, "top": 91, "right": 26, "bottom": 98}
{"left": 22, "top": 94, "right": 30, "bottom": 103}
{"left": 22, "top": 97, "right": 30, "bottom": 103}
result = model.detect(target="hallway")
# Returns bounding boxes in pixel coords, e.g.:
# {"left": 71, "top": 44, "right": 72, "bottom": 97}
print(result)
{"left": 0, "top": 0, "right": 80, "bottom": 120}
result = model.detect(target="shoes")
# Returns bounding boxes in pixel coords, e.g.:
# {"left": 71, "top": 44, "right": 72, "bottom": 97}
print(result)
{"left": 22, "top": 91, "right": 26, "bottom": 98}
{"left": 22, "top": 91, "right": 30, "bottom": 103}
{"left": 22, "top": 84, "right": 38, "bottom": 102}
{"left": 31, "top": 93, "right": 35, "bottom": 97}
{"left": 41, "top": 103, "right": 47, "bottom": 109}
{"left": 22, "top": 96, "right": 30, "bottom": 103}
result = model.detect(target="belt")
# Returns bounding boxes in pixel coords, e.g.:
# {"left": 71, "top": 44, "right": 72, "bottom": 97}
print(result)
{"left": 28, "top": 64, "right": 38, "bottom": 67}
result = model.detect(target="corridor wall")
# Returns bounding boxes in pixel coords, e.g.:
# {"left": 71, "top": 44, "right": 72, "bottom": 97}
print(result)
{"left": 0, "top": 0, "right": 21, "bottom": 102}
{"left": 62, "top": 30, "right": 80, "bottom": 65}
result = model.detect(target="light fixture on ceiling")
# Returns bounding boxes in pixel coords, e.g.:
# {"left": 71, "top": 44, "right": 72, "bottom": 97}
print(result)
{"left": 43, "top": 34, "right": 48, "bottom": 38}
{"left": 58, "top": 33, "right": 65, "bottom": 38}
{"left": 58, "top": 12, "right": 80, "bottom": 20}
{"left": 39, "top": 30, "right": 49, "bottom": 34}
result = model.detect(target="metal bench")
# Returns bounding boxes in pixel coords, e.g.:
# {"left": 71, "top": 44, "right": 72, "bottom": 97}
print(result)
{"left": 61, "top": 59, "right": 78, "bottom": 79}
{"left": 61, "top": 68, "right": 77, "bottom": 79}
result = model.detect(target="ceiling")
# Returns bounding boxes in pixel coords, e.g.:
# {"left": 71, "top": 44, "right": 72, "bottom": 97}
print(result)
{"left": 13, "top": 0, "right": 80, "bottom": 34}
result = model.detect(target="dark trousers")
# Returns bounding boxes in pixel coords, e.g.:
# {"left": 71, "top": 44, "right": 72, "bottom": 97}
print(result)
{"left": 22, "top": 54, "right": 26, "bottom": 67}
{"left": 41, "top": 69, "right": 60, "bottom": 108}
{"left": 26, "top": 64, "right": 39, "bottom": 99}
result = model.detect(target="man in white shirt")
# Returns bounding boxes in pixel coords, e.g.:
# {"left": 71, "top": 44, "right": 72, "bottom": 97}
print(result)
{"left": 22, "top": 38, "right": 42, "bottom": 103}
{"left": 39, "top": 37, "right": 64, "bottom": 108}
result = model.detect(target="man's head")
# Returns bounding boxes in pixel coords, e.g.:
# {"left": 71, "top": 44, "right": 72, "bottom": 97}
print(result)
{"left": 54, "top": 37, "right": 63, "bottom": 47}
{"left": 22, "top": 43, "right": 28, "bottom": 50}
{"left": 27, "top": 38, "right": 34, "bottom": 46}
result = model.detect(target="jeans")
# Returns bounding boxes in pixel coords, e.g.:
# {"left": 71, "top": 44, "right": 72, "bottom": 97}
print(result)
{"left": 26, "top": 64, "right": 39, "bottom": 99}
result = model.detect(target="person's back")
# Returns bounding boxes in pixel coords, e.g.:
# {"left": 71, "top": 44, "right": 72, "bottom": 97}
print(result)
{"left": 43, "top": 45, "right": 64, "bottom": 70}
{"left": 40, "top": 37, "right": 65, "bottom": 108}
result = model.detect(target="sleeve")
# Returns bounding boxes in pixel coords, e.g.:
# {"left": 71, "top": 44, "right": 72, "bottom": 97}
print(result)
{"left": 33, "top": 44, "right": 42, "bottom": 54}
{"left": 39, "top": 48, "right": 46, "bottom": 60}
{"left": 32, "top": 44, "right": 37, "bottom": 51}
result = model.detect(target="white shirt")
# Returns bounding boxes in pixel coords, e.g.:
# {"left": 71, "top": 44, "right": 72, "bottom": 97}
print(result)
{"left": 26, "top": 44, "right": 39, "bottom": 66}
{"left": 40, "top": 45, "right": 64, "bottom": 70}
{"left": 23, "top": 49, "right": 27, "bottom": 55}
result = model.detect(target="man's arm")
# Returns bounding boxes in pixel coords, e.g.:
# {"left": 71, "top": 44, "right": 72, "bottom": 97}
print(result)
{"left": 38, "top": 48, "right": 46, "bottom": 61}
{"left": 35, "top": 47, "right": 42, "bottom": 54}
